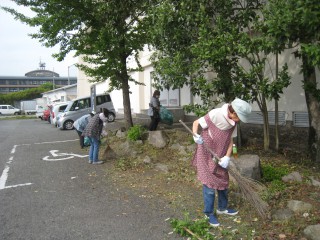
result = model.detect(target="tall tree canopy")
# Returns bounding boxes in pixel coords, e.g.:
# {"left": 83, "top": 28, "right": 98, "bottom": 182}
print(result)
{"left": 148, "top": 0, "right": 290, "bottom": 150}
{"left": 263, "top": 0, "right": 320, "bottom": 161}
{"left": 2, "top": 0, "right": 156, "bottom": 128}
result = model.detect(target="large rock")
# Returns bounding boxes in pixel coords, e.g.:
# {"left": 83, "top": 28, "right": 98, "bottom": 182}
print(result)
{"left": 303, "top": 224, "right": 320, "bottom": 240}
{"left": 102, "top": 144, "right": 117, "bottom": 160}
{"left": 287, "top": 200, "right": 313, "bottom": 213}
{"left": 231, "top": 154, "right": 262, "bottom": 181}
{"left": 309, "top": 176, "right": 320, "bottom": 187}
{"left": 282, "top": 171, "right": 303, "bottom": 183}
{"left": 148, "top": 130, "right": 169, "bottom": 148}
{"left": 271, "top": 208, "right": 294, "bottom": 221}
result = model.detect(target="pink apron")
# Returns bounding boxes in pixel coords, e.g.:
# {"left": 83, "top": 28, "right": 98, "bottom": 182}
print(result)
{"left": 192, "top": 114, "right": 235, "bottom": 190}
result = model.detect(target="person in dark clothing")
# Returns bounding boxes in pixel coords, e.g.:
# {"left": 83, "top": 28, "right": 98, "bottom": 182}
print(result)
{"left": 148, "top": 90, "right": 161, "bottom": 131}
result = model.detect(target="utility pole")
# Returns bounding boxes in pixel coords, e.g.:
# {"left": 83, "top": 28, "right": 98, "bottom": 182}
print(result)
{"left": 52, "top": 68, "right": 55, "bottom": 90}
{"left": 68, "top": 63, "right": 77, "bottom": 85}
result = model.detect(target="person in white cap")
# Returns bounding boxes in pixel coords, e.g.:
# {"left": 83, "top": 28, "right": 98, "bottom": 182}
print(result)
{"left": 82, "top": 108, "right": 109, "bottom": 164}
{"left": 192, "top": 98, "right": 251, "bottom": 227}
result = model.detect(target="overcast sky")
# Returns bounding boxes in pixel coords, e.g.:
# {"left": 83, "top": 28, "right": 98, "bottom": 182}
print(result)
{"left": 0, "top": 0, "right": 78, "bottom": 77}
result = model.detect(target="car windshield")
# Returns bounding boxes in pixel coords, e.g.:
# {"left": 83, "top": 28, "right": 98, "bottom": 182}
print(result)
{"left": 64, "top": 101, "right": 74, "bottom": 112}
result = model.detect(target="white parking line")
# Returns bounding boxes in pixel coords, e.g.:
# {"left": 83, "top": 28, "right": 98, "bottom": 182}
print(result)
{"left": 34, "top": 139, "right": 78, "bottom": 145}
{"left": 0, "top": 139, "right": 82, "bottom": 191}
{"left": 0, "top": 166, "right": 10, "bottom": 189}
{"left": 1, "top": 145, "right": 34, "bottom": 190}
{"left": 10, "top": 145, "right": 17, "bottom": 154}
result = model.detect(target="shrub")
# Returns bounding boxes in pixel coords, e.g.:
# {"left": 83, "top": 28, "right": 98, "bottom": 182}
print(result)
{"left": 127, "top": 125, "right": 145, "bottom": 141}
{"left": 261, "top": 163, "right": 289, "bottom": 183}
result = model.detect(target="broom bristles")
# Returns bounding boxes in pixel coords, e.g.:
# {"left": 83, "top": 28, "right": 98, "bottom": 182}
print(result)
{"left": 229, "top": 165, "right": 269, "bottom": 218}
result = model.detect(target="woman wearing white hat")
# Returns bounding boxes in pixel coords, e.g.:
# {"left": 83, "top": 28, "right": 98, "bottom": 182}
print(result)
{"left": 192, "top": 98, "right": 251, "bottom": 227}
{"left": 82, "top": 109, "right": 109, "bottom": 164}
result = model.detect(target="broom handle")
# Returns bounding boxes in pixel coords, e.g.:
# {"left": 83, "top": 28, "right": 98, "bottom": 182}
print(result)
{"left": 179, "top": 119, "right": 221, "bottom": 162}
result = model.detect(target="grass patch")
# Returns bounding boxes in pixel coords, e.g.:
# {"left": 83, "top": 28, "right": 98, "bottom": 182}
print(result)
{"left": 261, "top": 163, "right": 290, "bottom": 183}
{"left": 0, "top": 115, "right": 37, "bottom": 120}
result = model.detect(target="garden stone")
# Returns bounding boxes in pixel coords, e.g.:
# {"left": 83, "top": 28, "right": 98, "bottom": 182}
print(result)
{"left": 309, "top": 176, "right": 320, "bottom": 187}
{"left": 231, "top": 154, "right": 261, "bottom": 181}
{"left": 116, "top": 129, "right": 126, "bottom": 138}
{"left": 282, "top": 171, "right": 302, "bottom": 183}
{"left": 120, "top": 141, "right": 133, "bottom": 153}
{"left": 148, "top": 131, "right": 169, "bottom": 148}
{"left": 303, "top": 224, "right": 320, "bottom": 240}
{"left": 186, "top": 145, "right": 196, "bottom": 153}
{"left": 155, "top": 163, "right": 169, "bottom": 173}
{"left": 271, "top": 208, "right": 294, "bottom": 221}
{"left": 287, "top": 200, "right": 313, "bottom": 213}
{"left": 170, "top": 143, "right": 187, "bottom": 155}
{"left": 143, "top": 156, "right": 152, "bottom": 164}
{"left": 102, "top": 144, "right": 117, "bottom": 160}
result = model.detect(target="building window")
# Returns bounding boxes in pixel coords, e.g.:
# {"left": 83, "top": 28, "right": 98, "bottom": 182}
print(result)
{"left": 150, "top": 72, "right": 180, "bottom": 107}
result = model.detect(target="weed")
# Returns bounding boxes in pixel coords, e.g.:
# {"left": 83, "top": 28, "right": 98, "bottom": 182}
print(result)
{"left": 127, "top": 125, "right": 146, "bottom": 141}
{"left": 114, "top": 157, "right": 138, "bottom": 171}
{"left": 170, "top": 213, "right": 215, "bottom": 239}
{"left": 262, "top": 179, "right": 287, "bottom": 201}
{"left": 261, "top": 163, "right": 289, "bottom": 182}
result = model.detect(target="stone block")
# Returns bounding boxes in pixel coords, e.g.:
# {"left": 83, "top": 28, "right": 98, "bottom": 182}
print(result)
{"left": 231, "top": 154, "right": 262, "bottom": 181}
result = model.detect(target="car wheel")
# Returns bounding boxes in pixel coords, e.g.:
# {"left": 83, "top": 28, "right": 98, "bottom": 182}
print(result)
{"left": 107, "top": 113, "right": 115, "bottom": 122}
{"left": 14, "top": 112, "right": 19, "bottom": 115}
{"left": 63, "top": 120, "right": 74, "bottom": 130}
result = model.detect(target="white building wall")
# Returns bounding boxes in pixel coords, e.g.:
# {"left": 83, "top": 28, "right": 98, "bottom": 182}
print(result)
{"left": 42, "top": 85, "right": 77, "bottom": 105}
{"left": 76, "top": 46, "right": 319, "bottom": 121}
{"left": 249, "top": 48, "right": 319, "bottom": 121}
{"left": 77, "top": 56, "right": 94, "bottom": 97}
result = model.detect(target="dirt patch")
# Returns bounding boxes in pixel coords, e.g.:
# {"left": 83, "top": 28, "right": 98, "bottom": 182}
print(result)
{"left": 100, "top": 126, "right": 320, "bottom": 239}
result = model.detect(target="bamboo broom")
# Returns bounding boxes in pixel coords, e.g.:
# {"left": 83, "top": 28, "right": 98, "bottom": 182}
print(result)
{"left": 179, "top": 120, "right": 269, "bottom": 218}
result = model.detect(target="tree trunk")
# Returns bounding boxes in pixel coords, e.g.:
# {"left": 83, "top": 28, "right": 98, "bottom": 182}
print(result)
{"left": 275, "top": 100, "right": 279, "bottom": 151}
{"left": 261, "top": 96, "right": 270, "bottom": 151}
{"left": 121, "top": 78, "right": 133, "bottom": 129}
{"left": 275, "top": 53, "right": 279, "bottom": 151}
{"left": 302, "top": 54, "right": 320, "bottom": 162}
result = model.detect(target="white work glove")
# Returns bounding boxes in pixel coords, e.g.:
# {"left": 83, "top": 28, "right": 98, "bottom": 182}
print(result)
{"left": 193, "top": 134, "right": 203, "bottom": 144}
{"left": 219, "top": 156, "right": 230, "bottom": 169}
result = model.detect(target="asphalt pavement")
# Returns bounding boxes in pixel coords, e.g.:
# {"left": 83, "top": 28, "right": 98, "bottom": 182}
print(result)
{"left": 0, "top": 118, "right": 181, "bottom": 240}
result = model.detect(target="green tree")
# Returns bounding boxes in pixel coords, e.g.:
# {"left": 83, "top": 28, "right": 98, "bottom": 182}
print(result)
{"left": 0, "top": 83, "right": 53, "bottom": 105}
{"left": 263, "top": 0, "right": 320, "bottom": 161}
{"left": 148, "top": 0, "right": 290, "bottom": 150}
{"left": 2, "top": 0, "right": 155, "bottom": 128}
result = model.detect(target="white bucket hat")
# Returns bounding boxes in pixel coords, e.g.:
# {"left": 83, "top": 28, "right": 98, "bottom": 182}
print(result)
{"left": 231, "top": 98, "right": 252, "bottom": 123}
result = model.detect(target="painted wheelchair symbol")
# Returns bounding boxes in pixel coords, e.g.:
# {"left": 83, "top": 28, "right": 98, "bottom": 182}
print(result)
{"left": 43, "top": 150, "right": 88, "bottom": 161}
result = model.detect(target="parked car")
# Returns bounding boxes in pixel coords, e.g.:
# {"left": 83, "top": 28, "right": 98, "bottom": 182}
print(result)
{"left": 50, "top": 102, "right": 69, "bottom": 126}
{"left": 57, "top": 93, "right": 116, "bottom": 130}
{"left": 0, "top": 105, "right": 21, "bottom": 115}
{"left": 42, "top": 106, "right": 52, "bottom": 122}
{"left": 36, "top": 105, "right": 45, "bottom": 119}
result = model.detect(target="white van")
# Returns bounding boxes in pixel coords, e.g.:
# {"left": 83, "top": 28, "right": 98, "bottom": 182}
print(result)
{"left": 51, "top": 102, "right": 69, "bottom": 126}
{"left": 57, "top": 93, "right": 116, "bottom": 130}
{"left": 0, "top": 105, "right": 21, "bottom": 115}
